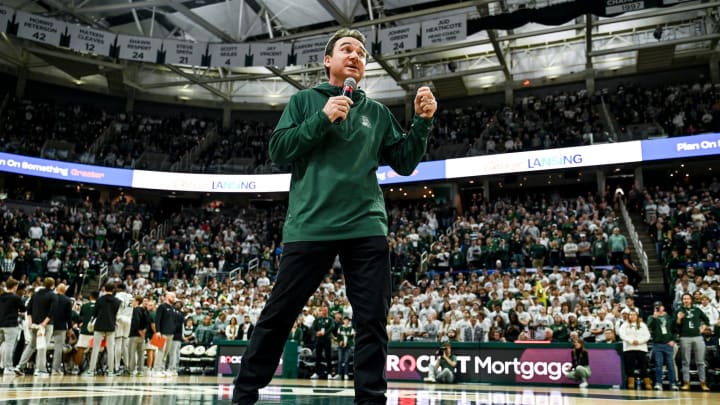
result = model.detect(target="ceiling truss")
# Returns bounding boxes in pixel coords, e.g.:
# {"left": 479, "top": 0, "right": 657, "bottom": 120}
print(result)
{"left": 1, "top": 0, "right": 719, "bottom": 107}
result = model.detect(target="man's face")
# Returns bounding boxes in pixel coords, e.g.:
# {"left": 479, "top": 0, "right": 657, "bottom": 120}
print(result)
{"left": 324, "top": 36, "right": 366, "bottom": 85}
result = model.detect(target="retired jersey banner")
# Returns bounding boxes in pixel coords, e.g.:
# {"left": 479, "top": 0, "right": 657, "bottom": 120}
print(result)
{"left": 208, "top": 43, "right": 251, "bottom": 68}
{"left": 117, "top": 34, "right": 163, "bottom": 63}
{"left": 15, "top": 11, "right": 65, "bottom": 46}
{"left": 421, "top": 15, "right": 466, "bottom": 47}
{"left": 0, "top": 5, "right": 13, "bottom": 34}
{"left": 249, "top": 42, "right": 289, "bottom": 67}
{"left": 292, "top": 36, "right": 326, "bottom": 65}
{"left": 162, "top": 39, "right": 204, "bottom": 66}
{"left": 604, "top": 0, "right": 647, "bottom": 15}
{"left": 67, "top": 25, "right": 114, "bottom": 56}
{"left": 378, "top": 23, "right": 420, "bottom": 54}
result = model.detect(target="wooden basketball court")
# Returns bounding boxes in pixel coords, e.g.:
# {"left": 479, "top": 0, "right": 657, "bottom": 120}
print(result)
{"left": 1, "top": 375, "right": 718, "bottom": 404}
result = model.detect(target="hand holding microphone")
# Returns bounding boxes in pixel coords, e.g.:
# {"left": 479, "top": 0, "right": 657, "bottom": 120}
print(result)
{"left": 324, "top": 77, "right": 356, "bottom": 124}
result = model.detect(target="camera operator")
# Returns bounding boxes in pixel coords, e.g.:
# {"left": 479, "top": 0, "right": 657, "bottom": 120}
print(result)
{"left": 424, "top": 341, "right": 457, "bottom": 383}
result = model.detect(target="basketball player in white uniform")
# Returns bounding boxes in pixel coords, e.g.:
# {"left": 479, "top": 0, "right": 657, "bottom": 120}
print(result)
{"left": 114, "top": 283, "right": 134, "bottom": 373}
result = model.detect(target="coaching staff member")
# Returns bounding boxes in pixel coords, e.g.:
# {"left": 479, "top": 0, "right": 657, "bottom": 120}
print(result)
{"left": 232, "top": 27, "right": 436, "bottom": 405}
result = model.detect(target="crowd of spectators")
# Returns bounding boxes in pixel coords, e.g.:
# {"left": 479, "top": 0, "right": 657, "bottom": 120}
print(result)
{"left": 606, "top": 82, "right": 720, "bottom": 139}
{"left": 3, "top": 79, "right": 720, "bottom": 176}
{"left": 625, "top": 179, "right": 720, "bottom": 308}
{"left": 192, "top": 121, "right": 276, "bottom": 174}
{"left": 2, "top": 77, "right": 720, "bottom": 381}
{"left": 0, "top": 97, "right": 215, "bottom": 171}
{"left": 95, "top": 113, "right": 212, "bottom": 170}
{"left": 2, "top": 183, "right": 720, "bottom": 382}
{"left": 428, "top": 89, "right": 605, "bottom": 160}
{"left": 0, "top": 188, "right": 649, "bottom": 347}
{"left": 1, "top": 98, "right": 112, "bottom": 160}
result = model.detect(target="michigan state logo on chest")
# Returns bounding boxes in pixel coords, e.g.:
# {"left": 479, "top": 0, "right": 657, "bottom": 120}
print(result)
{"left": 360, "top": 116, "right": 371, "bottom": 128}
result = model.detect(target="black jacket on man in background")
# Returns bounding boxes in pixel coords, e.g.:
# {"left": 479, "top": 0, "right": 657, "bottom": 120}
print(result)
{"left": 52, "top": 293, "right": 73, "bottom": 331}
{"left": 28, "top": 287, "right": 57, "bottom": 325}
{"left": 129, "top": 305, "right": 150, "bottom": 338}
{"left": 0, "top": 291, "right": 25, "bottom": 327}
{"left": 93, "top": 292, "right": 121, "bottom": 332}
{"left": 155, "top": 302, "right": 177, "bottom": 336}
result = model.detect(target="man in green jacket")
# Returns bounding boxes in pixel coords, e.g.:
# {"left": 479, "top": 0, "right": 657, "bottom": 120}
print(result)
{"left": 647, "top": 301, "right": 678, "bottom": 390}
{"left": 310, "top": 305, "right": 335, "bottom": 379}
{"left": 676, "top": 293, "right": 710, "bottom": 391}
{"left": 232, "top": 27, "right": 436, "bottom": 405}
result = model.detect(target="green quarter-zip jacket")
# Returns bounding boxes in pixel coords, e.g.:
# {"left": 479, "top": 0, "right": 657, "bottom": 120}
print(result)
{"left": 675, "top": 306, "right": 709, "bottom": 337}
{"left": 270, "top": 82, "right": 433, "bottom": 242}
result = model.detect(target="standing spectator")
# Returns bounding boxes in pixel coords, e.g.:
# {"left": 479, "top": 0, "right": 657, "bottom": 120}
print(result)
{"left": 698, "top": 295, "right": 719, "bottom": 327}
{"left": 0, "top": 278, "right": 25, "bottom": 375}
{"left": 226, "top": 317, "right": 240, "bottom": 340}
{"left": 16, "top": 277, "right": 57, "bottom": 377}
{"left": 131, "top": 215, "right": 143, "bottom": 242}
{"left": 608, "top": 227, "right": 627, "bottom": 265}
{"left": 463, "top": 314, "right": 485, "bottom": 342}
{"left": 46, "top": 254, "right": 62, "bottom": 281}
{"left": 151, "top": 253, "right": 165, "bottom": 282}
{"left": 577, "top": 234, "right": 593, "bottom": 268}
{"left": 618, "top": 311, "right": 651, "bottom": 390}
{"left": 85, "top": 283, "right": 120, "bottom": 376}
{"left": 239, "top": 315, "right": 254, "bottom": 341}
{"left": 333, "top": 316, "right": 355, "bottom": 380}
{"left": 386, "top": 314, "right": 404, "bottom": 342}
{"left": 622, "top": 248, "right": 642, "bottom": 290}
{"left": 182, "top": 318, "right": 196, "bottom": 345}
{"left": 28, "top": 220, "right": 43, "bottom": 241}
{"left": 231, "top": 27, "right": 436, "bottom": 405}
{"left": 676, "top": 293, "right": 711, "bottom": 391}
{"left": 152, "top": 291, "right": 178, "bottom": 377}
{"left": 550, "top": 314, "right": 570, "bottom": 343}
{"left": 563, "top": 235, "right": 578, "bottom": 267}
{"left": 12, "top": 250, "right": 30, "bottom": 281}
{"left": 647, "top": 301, "right": 679, "bottom": 390}
{"left": 128, "top": 296, "right": 148, "bottom": 376}
{"left": 310, "top": 306, "right": 334, "bottom": 379}
{"left": 51, "top": 284, "right": 73, "bottom": 376}
{"left": 194, "top": 316, "right": 215, "bottom": 346}
{"left": 289, "top": 318, "right": 304, "bottom": 342}
{"left": 591, "top": 232, "right": 609, "bottom": 266}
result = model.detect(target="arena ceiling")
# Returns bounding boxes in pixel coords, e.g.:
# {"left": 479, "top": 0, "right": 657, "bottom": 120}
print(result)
{"left": 1, "top": 0, "right": 720, "bottom": 110}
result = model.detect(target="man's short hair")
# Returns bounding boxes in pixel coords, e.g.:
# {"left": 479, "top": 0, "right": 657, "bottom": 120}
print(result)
{"left": 6, "top": 278, "right": 18, "bottom": 290}
{"left": 323, "top": 28, "right": 366, "bottom": 77}
{"left": 44, "top": 277, "right": 55, "bottom": 289}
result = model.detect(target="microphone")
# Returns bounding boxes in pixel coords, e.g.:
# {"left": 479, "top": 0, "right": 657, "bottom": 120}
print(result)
{"left": 334, "top": 77, "right": 356, "bottom": 124}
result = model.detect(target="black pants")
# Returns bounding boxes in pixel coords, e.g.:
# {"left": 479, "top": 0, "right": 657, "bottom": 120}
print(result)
{"left": 315, "top": 338, "right": 332, "bottom": 377}
{"left": 232, "top": 237, "right": 391, "bottom": 405}
{"left": 624, "top": 350, "right": 649, "bottom": 379}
